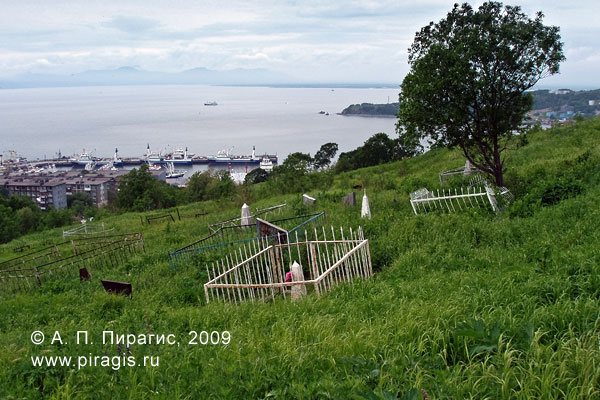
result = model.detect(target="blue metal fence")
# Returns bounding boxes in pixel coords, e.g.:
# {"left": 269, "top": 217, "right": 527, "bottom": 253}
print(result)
{"left": 168, "top": 212, "right": 325, "bottom": 270}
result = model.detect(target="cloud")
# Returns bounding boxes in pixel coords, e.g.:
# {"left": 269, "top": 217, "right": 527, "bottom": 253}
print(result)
{"left": 0, "top": 0, "right": 598, "bottom": 86}
{"left": 102, "top": 16, "right": 162, "bottom": 33}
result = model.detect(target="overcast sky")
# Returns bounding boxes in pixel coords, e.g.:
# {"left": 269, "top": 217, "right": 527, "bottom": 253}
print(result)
{"left": 1, "top": 0, "right": 598, "bottom": 88}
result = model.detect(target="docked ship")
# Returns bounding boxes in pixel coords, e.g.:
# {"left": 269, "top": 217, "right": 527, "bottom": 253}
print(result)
{"left": 145, "top": 144, "right": 165, "bottom": 164}
{"left": 164, "top": 147, "right": 194, "bottom": 165}
{"left": 208, "top": 146, "right": 277, "bottom": 165}
{"left": 71, "top": 150, "right": 100, "bottom": 167}
{"left": 111, "top": 148, "right": 123, "bottom": 166}
{"left": 259, "top": 156, "right": 274, "bottom": 171}
{"left": 71, "top": 148, "right": 122, "bottom": 168}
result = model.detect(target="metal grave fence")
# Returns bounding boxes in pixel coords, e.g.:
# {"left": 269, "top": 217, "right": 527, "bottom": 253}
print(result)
{"left": 208, "top": 203, "right": 287, "bottom": 233}
{"left": 439, "top": 160, "right": 482, "bottom": 186}
{"left": 204, "top": 226, "right": 372, "bottom": 304}
{"left": 410, "top": 186, "right": 497, "bottom": 215}
{"left": 168, "top": 212, "right": 325, "bottom": 270}
{"left": 0, "top": 233, "right": 145, "bottom": 293}
{"left": 62, "top": 222, "right": 114, "bottom": 239}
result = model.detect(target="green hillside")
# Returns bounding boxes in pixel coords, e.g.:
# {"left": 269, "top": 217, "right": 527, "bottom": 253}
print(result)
{"left": 1, "top": 118, "right": 599, "bottom": 399}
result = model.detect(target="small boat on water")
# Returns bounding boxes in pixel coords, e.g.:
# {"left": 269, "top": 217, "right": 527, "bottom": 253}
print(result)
{"left": 204, "top": 101, "right": 218, "bottom": 106}
{"left": 84, "top": 161, "right": 97, "bottom": 171}
{"left": 166, "top": 162, "right": 186, "bottom": 179}
{"left": 147, "top": 162, "right": 162, "bottom": 171}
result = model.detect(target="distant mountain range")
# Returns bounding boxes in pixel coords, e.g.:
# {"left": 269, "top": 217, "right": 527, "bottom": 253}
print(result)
{"left": 0, "top": 66, "right": 297, "bottom": 88}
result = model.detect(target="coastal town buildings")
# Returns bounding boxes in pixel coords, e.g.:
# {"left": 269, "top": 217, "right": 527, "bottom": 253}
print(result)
{"left": 1, "top": 168, "right": 167, "bottom": 211}
{"left": 0, "top": 177, "right": 67, "bottom": 210}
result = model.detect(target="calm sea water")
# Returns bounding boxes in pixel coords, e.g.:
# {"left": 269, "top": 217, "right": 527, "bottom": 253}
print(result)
{"left": 0, "top": 85, "right": 400, "bottom": 161}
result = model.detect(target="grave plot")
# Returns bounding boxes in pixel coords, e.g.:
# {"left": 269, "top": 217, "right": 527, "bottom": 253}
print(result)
{"left": 168, "top": 211, "right": 325, "bottom": 270}
{"left": 409, "top": 184, "right": 513, "bottom": 215}
{"left": 207, "top": 203, "right": 287, "bottom": 232}
{"left": 0, "top": 233, "right": 145, "bottom": 293}
{"left": 438, "top": 160, "right": 483, "bottom": 186}
{"left": 62, "top": 222, "right": 114, "bottom": 239}
{"left": 204, "top": 226, "right": 372, "bottom": 304}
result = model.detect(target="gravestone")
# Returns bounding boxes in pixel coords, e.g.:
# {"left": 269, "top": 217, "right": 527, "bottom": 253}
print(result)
{"left": 79, "top": 268, "right": 91, "bottom": 281}
{"left": 361, "top": 190, "right": 371, "bottom": 219}
{"left": 256, "top": 218, "right": 288, "bottom": 244}
{"left": 302, "top": 194, "right": 316, "bottom": 206}
{"left": 341, "top": 192, "right": 356, "bottom": 206}
{"left": 101, "top": 279, "right": 132, "bottom": 297}
{"left": 290, "top": 261, "right": 307, "bottom": 300}
{"left": 241, "top": 203, "right": 254, "bottom": 226}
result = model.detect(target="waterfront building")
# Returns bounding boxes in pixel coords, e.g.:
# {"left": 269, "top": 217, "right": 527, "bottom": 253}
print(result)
{"left": 0, "top": 177, "right": 67, "bottom": 210}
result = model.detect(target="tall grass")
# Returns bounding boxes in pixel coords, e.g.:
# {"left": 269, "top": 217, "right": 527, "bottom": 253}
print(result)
{"left": 1, "top": 118, "right": 599, "bottom": 399}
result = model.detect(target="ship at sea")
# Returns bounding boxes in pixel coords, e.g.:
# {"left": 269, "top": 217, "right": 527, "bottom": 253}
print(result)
{"left": 144, "top": 145, "right": 195, "bottom": 165}
{"left": 208, "top": 146, "right": 277, "bottom": 166}
{"left": 144, "top": 144, "right": 165, "bottom": 164}
{"left": 71, "top": 148, "right": 123, "bottom": 168}
{"left": 164, "top": 147, "right": 194, "bottom": 165}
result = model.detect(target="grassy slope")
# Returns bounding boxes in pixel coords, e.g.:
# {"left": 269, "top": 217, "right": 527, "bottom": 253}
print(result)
{"left": 1, "top": 119, "right": 599, "bottom": 399}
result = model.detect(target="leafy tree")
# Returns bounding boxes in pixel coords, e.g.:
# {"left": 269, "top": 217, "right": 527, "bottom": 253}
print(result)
{"left": 8, "top": 195, "right": 38, "bottom": 213}
{"left": 67, "top": 192, "right": 93, "bottom": 217}
{"left": 269, "top": 152, "right": 314, "bottom": 193}
{"left": 187, "top": 171, "right": 213, "bottom": 202}
{"left": 16, "top": 207, "right": 39, "bottom": 234}
{"left": 0, "top": 204, "right": 19, "bottom": 243}
{"left": 117, "top": 164, "right": 179, "bottom": 211}
{"left": 67, "top": 192, "right": 93, "bottom": 208}
{"left": 336, "top": 133, "right": 401, "bottom": 173}
{"left": 117, "top": 164, "right": 154, "bottom": 210}
{"left": 206, "top": 170, "right": 236, "bottom": 199}
{"left": 279, "top": 152, "right": 313, "bottom": 174}
{"left": 41, "top": 206, "right": 74, "bottom": 229}
{"left": 397, "top": 1, "right": 564, "bottom": 186}
{"left": 244, "top": 168, "right": 269, "bottom": 185}
{"left": 187, "top": 170, "right": 236, "bottom": 202}
{"left": 313, "top": 142, "right": 339, "bottom": 170}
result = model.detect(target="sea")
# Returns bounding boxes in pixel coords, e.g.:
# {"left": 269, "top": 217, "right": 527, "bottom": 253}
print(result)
{"left": 0, "top": 85, "right": 401, "bottom": 183}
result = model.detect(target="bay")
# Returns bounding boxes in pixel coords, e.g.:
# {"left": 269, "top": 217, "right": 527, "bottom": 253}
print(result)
{"left": 0, "top": 85, "right": 400, "bottom": 161}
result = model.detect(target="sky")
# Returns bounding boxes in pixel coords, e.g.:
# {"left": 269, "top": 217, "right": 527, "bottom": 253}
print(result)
{"left": 1, "top": 0, "right": 599, "bottom": 88}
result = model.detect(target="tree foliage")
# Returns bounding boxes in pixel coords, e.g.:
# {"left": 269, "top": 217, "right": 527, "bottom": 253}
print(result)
{"left": 187, "top": 170, "right": 236, "bottom": 202}
{"left": 335, "top": 133, "right": 418, "bottom": 173}
{"left": 244, "top": 168, "right": 270, "bottom": 185}
{"left": 269, "top": 152, "right": 314, "bottom": 193}
{"left": 117, "top": 164, "right": 180, "bottom": 211}
{"left": 313, "top": 142, "right": 339, "bottom": 170}
{"left": 397, "top": 1, "right": 564, "bottom": 186}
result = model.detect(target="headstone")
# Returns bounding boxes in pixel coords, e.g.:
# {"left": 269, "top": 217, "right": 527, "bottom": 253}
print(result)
{"left": 79, "top": 268, "right": 91, "bottom": 281}
{"left": 256, "top": 218, "right": 288, "bottom": 243}
{"left": 463, "top": 159, "right": 472, "bottom": 176}
{"left": 101, "top": 279, "right": 132, "bottom": 297}
{"left": 341, "top": 192, "right": 356, "bottom": 206}
{"left": 302, "top": 194, "right": 316, "bottom": 205}
{"left": 241, "top": 203, "right": 254, "bottom": 226}
{"left": 361, "top": 189, "right": 371, "bottom": 219}
{"left": 290, "top": 261, "right": 307, "bottom": 300}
